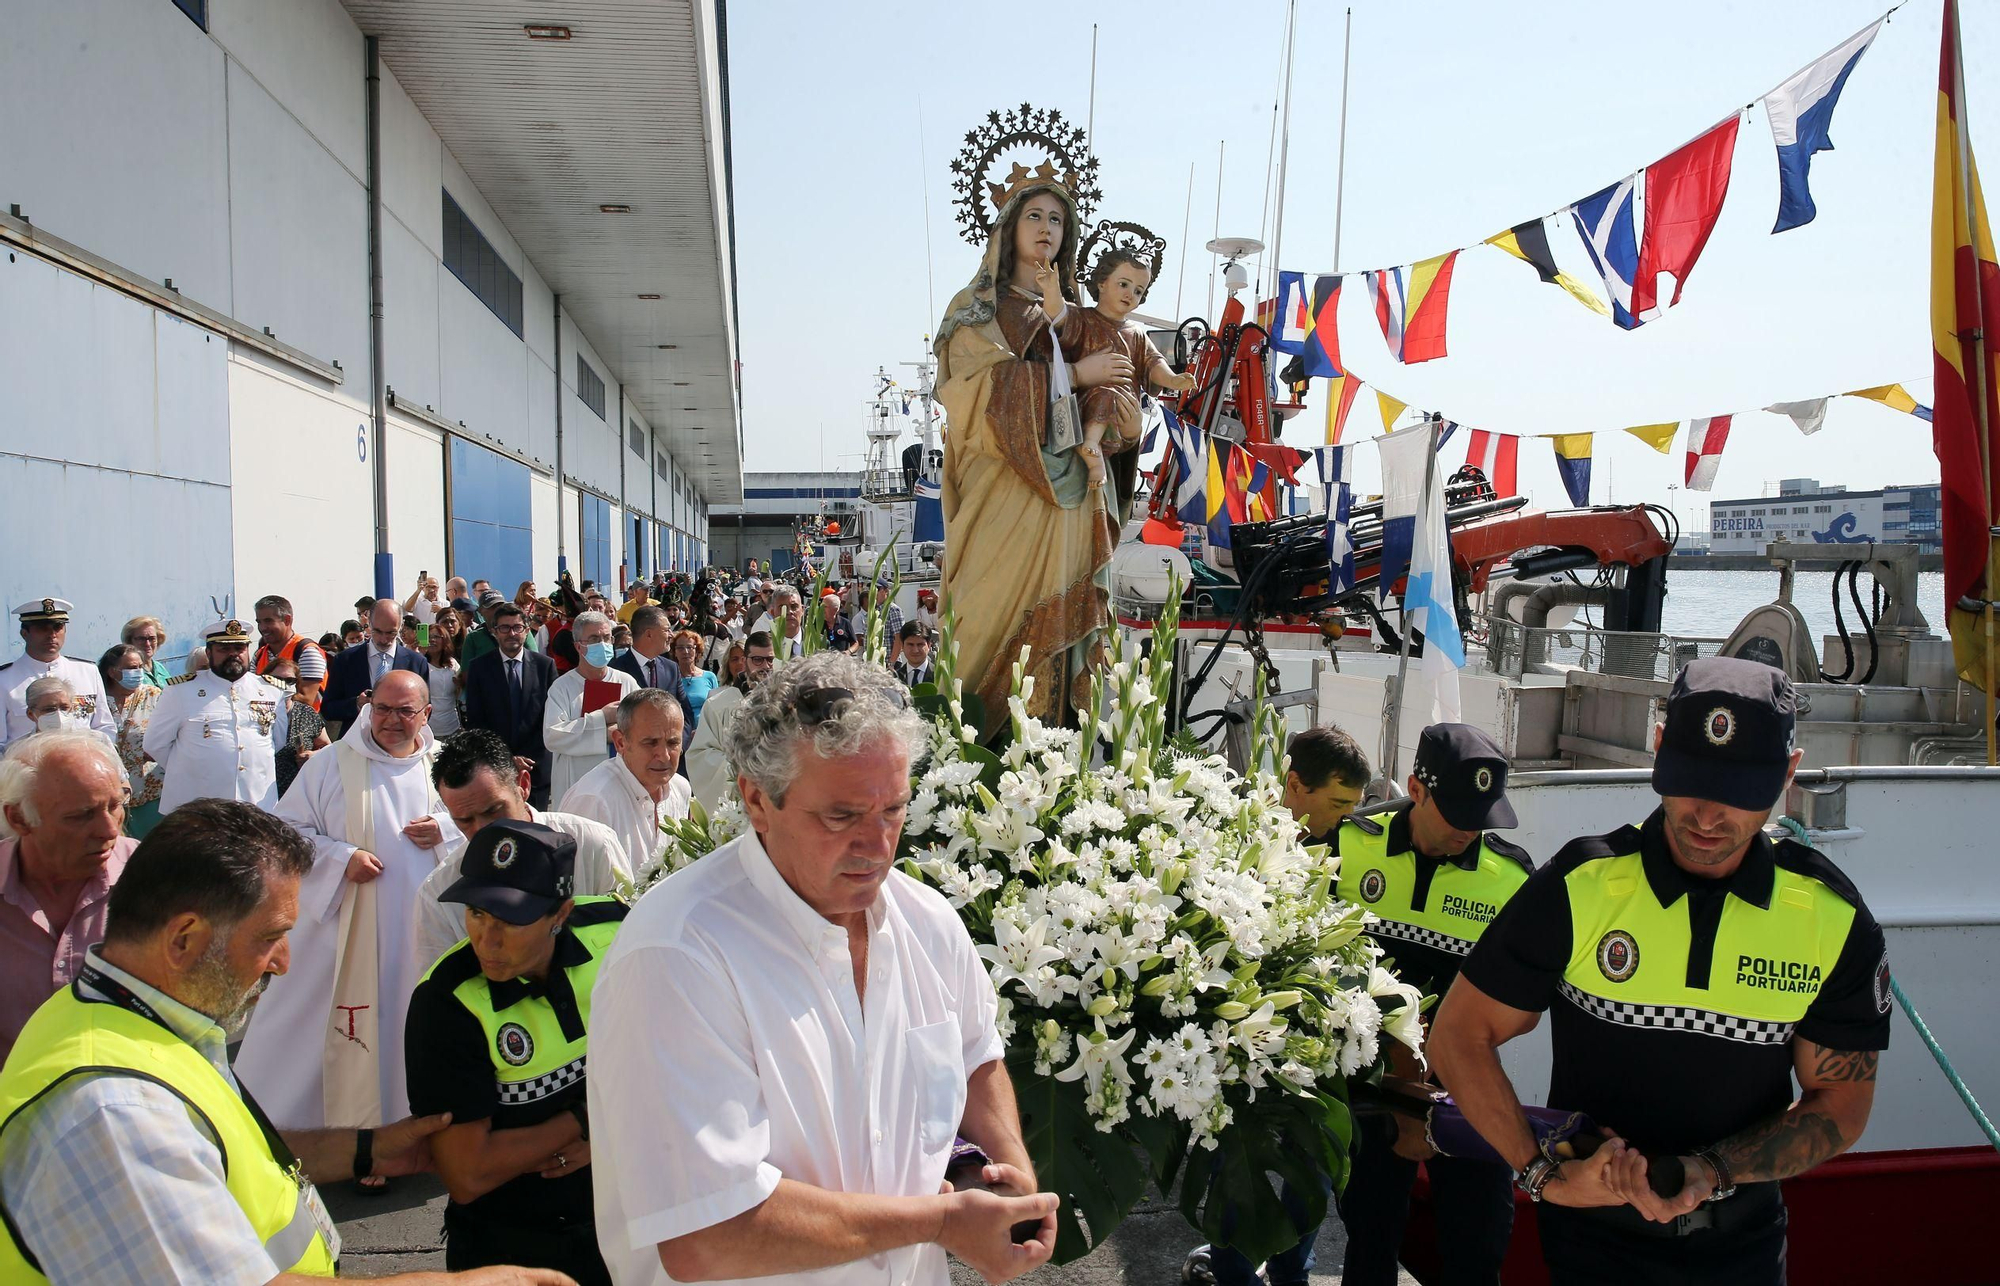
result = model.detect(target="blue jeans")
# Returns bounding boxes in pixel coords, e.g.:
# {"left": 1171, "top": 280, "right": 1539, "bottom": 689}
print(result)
{"left": 1207, "top": 1170, "right": 1333, "bottom": 1286}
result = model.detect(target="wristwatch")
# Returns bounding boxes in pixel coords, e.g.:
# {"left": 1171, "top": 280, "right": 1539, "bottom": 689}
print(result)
{"left": 1694, "top": 1148, "right": 1736, "bottom": 1201}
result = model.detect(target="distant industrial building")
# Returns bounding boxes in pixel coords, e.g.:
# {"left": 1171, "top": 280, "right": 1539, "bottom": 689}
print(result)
{"left": 710, "top": 472, "right": 859, "bottom": 573}
{"left": 1707, "top": 478, "right": 1942, "bottom": 555}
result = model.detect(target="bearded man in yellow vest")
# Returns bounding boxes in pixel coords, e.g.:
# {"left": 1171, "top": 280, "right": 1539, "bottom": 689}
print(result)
{"left": 0, "top": 798, "right": 572, "bottom": 1284}
{"left": 406, "top": 818, "right": 625, "bottom": 1285}
{"left": 1431, "top": 658, "right": 1892, "bottom": 1286}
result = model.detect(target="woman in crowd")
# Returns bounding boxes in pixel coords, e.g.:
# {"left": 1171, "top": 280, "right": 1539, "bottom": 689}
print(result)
{"left": 98, "top": 643, "right": 165, "bottom": 838}
{"left": 513, "top": 581, "right": 545, "bottom": 652}
{"left": 425, "top": 620, "right": 463, "bottom": 737}
{"left": 267, "top": 653, "right": 330, "bottom": 797}
{"left": 670, "top": 629, "right": 720, "bottom": 732}
{"left": 120, "top": 616, "right": 174, "bottom": 689}
{"left": 718, "top": 642, "right": 748, "bottom": 689}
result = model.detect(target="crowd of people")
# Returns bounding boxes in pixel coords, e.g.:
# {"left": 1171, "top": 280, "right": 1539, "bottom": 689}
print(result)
{"left": 0, "top": 566, "right": 1890, "bottom": 1286}
{"left": 0, "top": 564, "right": 975, "bottom": 1285}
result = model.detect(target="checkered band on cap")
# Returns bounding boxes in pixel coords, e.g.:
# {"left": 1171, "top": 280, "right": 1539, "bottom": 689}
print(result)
{"left": 1559, "top": 982, "right": 1795, "bottom": 1046}
{"left": 1368, "top": 918, "right": 1473, "bottom": 956}
{"left": 1413, "top": 763, "right": 1441, "bottom": 791}
{"left": 495, "top": 1055, "right": 586, "bottom": 1105}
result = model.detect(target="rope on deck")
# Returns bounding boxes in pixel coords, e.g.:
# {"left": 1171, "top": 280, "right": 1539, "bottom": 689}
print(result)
{"left": 1774, "top": 816, "right": 2000, "bottom": 1151}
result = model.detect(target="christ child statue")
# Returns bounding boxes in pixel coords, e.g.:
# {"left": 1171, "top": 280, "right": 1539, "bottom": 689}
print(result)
{"left": 1061, "top": 249, "right": 1198, "bottom": 486}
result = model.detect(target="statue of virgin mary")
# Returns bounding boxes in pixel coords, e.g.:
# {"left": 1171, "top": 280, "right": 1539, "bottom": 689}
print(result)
{"left": 934, "top": 174, "right": 1139, "bottom": 732}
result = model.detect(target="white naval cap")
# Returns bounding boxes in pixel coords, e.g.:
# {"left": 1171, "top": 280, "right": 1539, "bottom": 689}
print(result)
{"left": 203, "top": 618, "right": 256, "bottom": 645}
{"left": 14, "top": 598, "right": 72, "bottom": 624}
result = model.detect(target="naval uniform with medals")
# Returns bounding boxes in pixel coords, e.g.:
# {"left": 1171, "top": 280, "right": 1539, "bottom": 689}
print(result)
{"left": 1332, "top": 724, "right": 1531, "bottom": 1286}
{"left": 0, "top": 598, "right": 116, "bottom": 750}
{"left": 143, "top": 620, "right": 289, "bottom": 814}
{"left": 404, "top": 819, "right": 624, "bottom": 1285}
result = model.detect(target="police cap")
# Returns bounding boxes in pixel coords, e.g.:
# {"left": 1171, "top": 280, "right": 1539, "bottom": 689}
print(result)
{"left": 439, "top": 818, "right": 578, "bottom": 925}
{"left": 1412, "top": 723, "right": 1516, "bottom": 831}
{"left": 1653, "top": 656, "right": 1796, "bottom": 812}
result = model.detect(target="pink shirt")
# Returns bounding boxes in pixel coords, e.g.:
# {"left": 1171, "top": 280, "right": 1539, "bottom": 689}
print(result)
{"left": 0, "top": 835, "right": 135, "bottom": 1061}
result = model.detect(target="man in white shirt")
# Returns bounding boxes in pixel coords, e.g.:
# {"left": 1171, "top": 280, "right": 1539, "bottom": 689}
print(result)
{"left": 589, "top": 652, "right": 1055, "bottom": 1286}
{"left": 412, "top": 728, "right": 633, "bottom": 968}
{"left": 560, "top": 689, "right": 690, "bottom": 878}
{"left": 684, "top": 631, "right": 776, "bottom": 810}
{"left": 543, "top": 610, "right": 638, "bottom": 805}
{"left": 749, "top": 586, "right": 806, "bottom": 659}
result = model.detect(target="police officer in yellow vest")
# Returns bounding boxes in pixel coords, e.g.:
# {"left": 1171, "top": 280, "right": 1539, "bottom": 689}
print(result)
{"left": 1333, "top": 723, "right": 1532, "bottom": 1286}
{"left": 406, "top": 818, "right": 627, "bottom": 1285}
{"left": 1431, "top": 658, "right": 1892, "bottom": 1286}
{"left": 0, "top": 799, "right": 569, "bottom": 1285}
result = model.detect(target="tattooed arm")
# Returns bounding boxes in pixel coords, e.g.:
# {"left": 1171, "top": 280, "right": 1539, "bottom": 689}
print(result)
{"left": 1714, "top": 1040, "right": 1879, "bottom": 1184}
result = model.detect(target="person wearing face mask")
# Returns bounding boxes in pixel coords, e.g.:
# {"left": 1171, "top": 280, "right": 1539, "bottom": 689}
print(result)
{"left": 143, "top": 619, "right": 290, "bottom": 815}
{"left": 542, "top": 611, "right": 637, "bottom": 807}
{"left": 98, "top": 645, "right": 165, "bottom": 840}
{"left": 1, "top": 599, "right": 115, "bottom": 752}
{"left": 21, "top": 677, "right": 83, "bottom": 738}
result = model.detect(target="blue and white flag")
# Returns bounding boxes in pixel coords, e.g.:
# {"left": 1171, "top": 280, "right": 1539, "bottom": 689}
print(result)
{"left": 1167, "top": 408, "right": 1206, "bottom": 523}
{"left": 1435, "top": 418, "right": 1461, "bottom": 451}
{"left": 1569, "top": 176, "right": 1642, "bottom": 329}
{"left": 1764, "top": 18, "right": 1883, "bottom": 234}
{"left": 1316, "top": 443, "right": 1357, "bottom": 595}
{"left": 1271, "top": 271, "right": 1311, "bottom": 355}
{"left": 1140, "top": 395, "right": 1168, "bottom": 454}
{"left": 1376, "top": 423, "right": 1464, "bottom": 721}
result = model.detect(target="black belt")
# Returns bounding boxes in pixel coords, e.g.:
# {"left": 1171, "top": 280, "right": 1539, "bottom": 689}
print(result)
{"left": 1566, "top": 1181, "right": 1781, "bottom": 1239}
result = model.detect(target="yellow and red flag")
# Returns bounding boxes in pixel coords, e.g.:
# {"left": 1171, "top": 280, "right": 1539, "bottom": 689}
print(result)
{"left": 1931, "top": 0, "right": 2000, "bottom": 692}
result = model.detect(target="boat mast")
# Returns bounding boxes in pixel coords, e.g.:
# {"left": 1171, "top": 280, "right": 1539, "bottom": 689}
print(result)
{"left": 1331, "top": 7, "right": 1353, "bottom": 272}
{"left": 1268, "top": 0, "right": 1299, "bottom": 300}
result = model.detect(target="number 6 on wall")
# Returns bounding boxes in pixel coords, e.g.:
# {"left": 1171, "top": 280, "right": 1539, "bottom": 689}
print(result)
{"left": 357, "top": 424, "right": 368, "bottom": 462}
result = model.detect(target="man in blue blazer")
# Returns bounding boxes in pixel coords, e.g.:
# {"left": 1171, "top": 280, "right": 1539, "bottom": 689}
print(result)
{"left": 610, "top": 604, "right": 694, "bottom": 724}
{"left": 461, "top": 602, "right": 559, "bottom": 807}
{"left": 321, "top": 597, "right": 432, "bottom": 731}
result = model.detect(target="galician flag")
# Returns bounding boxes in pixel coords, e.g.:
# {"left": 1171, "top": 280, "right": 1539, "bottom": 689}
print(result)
{"left": 1377, "top": 422, "right": 1463, "bottom": 722}
{"left": 1931, "top": 0, "right": 2000, "bottom": 692}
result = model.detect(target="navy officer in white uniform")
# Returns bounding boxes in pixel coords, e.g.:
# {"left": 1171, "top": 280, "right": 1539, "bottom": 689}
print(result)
{"left": 0, "top": 598, "right": 115, "bottom": 751}
{"left": 144, "top": 618, "right": 289, "bottom": 814}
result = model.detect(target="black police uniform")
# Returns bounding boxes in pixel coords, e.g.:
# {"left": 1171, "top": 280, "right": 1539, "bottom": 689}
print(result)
{"left": 403, "top": 820, "right": 627, "bottom": 1286}
{"left": 1458, "top": 660, "right": 1892, "bottom": 1286}
{"left": 1333, "top": 726, "right": 1531, "bottom": 1286}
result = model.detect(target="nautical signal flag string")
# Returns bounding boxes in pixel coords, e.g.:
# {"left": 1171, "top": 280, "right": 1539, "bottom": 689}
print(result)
{"left": 1263, "top": 6, "right": 1901, "bottom": 351}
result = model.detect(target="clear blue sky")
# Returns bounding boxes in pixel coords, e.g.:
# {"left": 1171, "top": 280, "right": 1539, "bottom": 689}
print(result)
{"left": 725, "top": 1, "right": 1995, "bottom": 530}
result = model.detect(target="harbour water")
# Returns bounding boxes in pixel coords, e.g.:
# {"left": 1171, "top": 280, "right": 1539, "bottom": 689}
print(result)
{"left": 1654, "top": 568, "right": 1946, "bottom": 645}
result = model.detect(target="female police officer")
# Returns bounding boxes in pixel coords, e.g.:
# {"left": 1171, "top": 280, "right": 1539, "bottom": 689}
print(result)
{"left": 405, "top": 818, "right": 627, "bottom": 1284}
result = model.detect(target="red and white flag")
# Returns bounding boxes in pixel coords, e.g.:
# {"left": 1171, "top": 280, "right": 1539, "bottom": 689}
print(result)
{"left": 1684, "top": 415, "right": 1733, "bottom": 491}
{"left": 1464, "top": 429, "right": 1519, "bottom": 496}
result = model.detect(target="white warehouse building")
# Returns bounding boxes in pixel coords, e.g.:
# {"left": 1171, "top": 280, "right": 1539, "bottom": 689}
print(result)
{"left": 1, "top": 0, "right": 741, "bottom": 659}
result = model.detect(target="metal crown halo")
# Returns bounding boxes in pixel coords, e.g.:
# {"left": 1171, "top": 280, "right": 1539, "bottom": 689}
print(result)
{"left": 948, "top": 104, "right": 1102, "bottom": 245}
{"left": 1078, "top": 219, "right": 1169, "bottom": 291}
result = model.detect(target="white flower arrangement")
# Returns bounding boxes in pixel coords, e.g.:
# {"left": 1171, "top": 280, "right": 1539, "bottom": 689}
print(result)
{"left": 626, "top": 576, "right": 1423, "bottom": 1264}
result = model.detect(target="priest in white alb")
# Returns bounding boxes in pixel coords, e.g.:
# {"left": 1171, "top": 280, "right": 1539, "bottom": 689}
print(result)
{"left": 560, "top": 688, "right": 691, "bottom": 876}
{"left": 543, "top": 610, "right": 636, "bottom": 805}
{"left": 235, "top": 670, "right": 458, "bottom": 1133}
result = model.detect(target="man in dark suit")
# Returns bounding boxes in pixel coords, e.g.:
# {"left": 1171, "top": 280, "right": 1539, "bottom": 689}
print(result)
{"left": 610, "top": 605, "right": 693, "bottom": 725}
{"left": 461, "top": 602, "right": 559, "bottom": 808}
{"left": 891, "top": 620, "right": 936, "bottom": 688}
{"left": 321, "top": 597, "right": 432, "bottom": 731}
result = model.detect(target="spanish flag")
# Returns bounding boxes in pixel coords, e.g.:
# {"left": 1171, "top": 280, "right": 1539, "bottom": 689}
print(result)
{"left": 1931, "top": 0, "right": 2000, "bottom": 695}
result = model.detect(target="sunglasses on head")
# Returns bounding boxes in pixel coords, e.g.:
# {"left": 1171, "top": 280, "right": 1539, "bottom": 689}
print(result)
{"left": 792, "top": 684, "right": 908, "bottom": 726}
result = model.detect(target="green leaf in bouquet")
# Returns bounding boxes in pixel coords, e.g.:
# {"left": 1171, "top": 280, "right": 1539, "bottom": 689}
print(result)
{"left": 1006, "top": 1045, "right": 1154, "bottom": 1265}
{"left": 959, "top": 741, "right": 1005, "bottom": 791}
{"left": 1177, "top": 1088, "right": 1353, "bottom": 1265}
